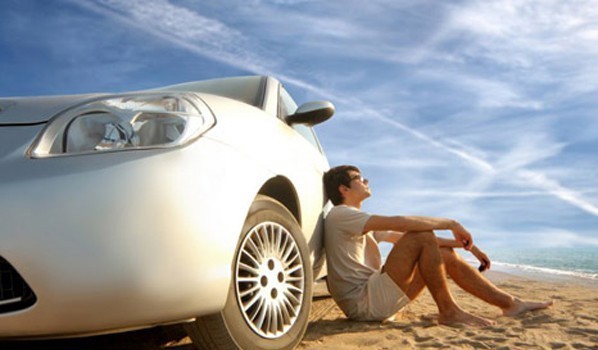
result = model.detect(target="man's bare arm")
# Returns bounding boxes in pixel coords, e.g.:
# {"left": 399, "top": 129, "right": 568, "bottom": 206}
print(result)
{"left": 364, "top": 215, "right": 474, "bottom": 250}
{"left": 376, "top": 232, "right": 469, "bottom": 249}
{"left": 373, "top": 230, "right": 404, "bottom": 243}
{"left": 375, "top": 232, "right": 464, "bottom": 247}
{"left": 436, "top": 236, "right": 464, "bottom": 248}
{"left": 374, "top": 227, "right": 490, "bottom": 271}
{"left": 436, "top": 237, "right": 491, "bottom": 271}
{"left": 365, "top": 215, "right": 456, "bottom": 232}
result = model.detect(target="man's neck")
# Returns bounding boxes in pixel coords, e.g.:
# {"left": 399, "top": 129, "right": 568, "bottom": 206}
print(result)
{"left": 342, "top": 199, "right": 362, "bottom": 210}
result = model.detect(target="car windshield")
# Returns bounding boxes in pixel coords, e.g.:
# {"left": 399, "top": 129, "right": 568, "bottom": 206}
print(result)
{"left": 160, "top": 76, "right": 266, "bottom": 109}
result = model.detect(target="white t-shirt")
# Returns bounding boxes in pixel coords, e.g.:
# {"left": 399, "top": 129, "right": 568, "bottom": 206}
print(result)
{"left": 324, "top": 205, "right": 382, "bottom": 315}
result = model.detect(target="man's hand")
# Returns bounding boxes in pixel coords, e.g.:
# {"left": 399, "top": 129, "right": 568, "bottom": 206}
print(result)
{"left": 471, "top": 245, "right": 491, "bottom": 271}
{"left": 450, "top": 221, "right": 473, "bottom": 250}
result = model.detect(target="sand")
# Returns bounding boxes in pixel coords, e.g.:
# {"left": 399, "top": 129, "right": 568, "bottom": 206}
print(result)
{"left": 1, "top": 271, "right": 596, "bottom": 349}
{"left": 302, "top": 271, "right": 598, "bottom": 350}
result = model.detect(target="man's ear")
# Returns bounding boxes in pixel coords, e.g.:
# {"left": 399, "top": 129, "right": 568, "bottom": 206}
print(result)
{"left": 339, "top": 184, "right": 349, "bottom": 196}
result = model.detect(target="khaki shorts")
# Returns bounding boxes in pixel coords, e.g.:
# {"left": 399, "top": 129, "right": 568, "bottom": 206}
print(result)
{"left": 353, "top": 270, "right": 410, "bottom": 321}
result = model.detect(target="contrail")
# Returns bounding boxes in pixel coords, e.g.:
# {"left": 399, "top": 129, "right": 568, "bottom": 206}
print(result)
{"left": 75, "top": 0, "right": 598, "bottom": 216}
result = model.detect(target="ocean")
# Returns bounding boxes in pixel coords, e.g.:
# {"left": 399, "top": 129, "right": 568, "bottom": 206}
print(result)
{"left": 473, "top": 246, "right": 598, "bottom": 282}
{"left": 379, "top": 244, "right": 598, "bottom": 284}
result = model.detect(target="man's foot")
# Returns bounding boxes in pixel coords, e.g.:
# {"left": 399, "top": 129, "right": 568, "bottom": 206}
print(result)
{"left": 502, "top": 298, "right": 553, "bottom": 317}
{"left": 439, "top": 308, "right": 495, "bottom": 327}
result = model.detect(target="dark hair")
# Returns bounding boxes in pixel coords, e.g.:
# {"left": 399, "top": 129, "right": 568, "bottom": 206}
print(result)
{"left": 323, "top": 165, "right": 360, "bottom": 205}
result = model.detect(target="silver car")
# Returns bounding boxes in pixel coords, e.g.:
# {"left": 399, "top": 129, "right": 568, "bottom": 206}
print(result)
{"left": 0, "top": 76, "right": 334, "bottom": 349}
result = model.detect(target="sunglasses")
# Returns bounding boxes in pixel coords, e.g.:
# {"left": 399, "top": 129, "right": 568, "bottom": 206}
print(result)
{"left": 349, "top": 175, "right": 368, "bottom": 184}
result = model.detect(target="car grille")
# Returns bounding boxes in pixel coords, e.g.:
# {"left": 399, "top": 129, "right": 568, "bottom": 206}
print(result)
{"left": 0, "top": 256, "right": 37, "bottom": 313}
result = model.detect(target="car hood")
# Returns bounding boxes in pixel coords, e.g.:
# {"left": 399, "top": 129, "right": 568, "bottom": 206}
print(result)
{"left": 0, "top": 94, "right": 103, "bottom": 125}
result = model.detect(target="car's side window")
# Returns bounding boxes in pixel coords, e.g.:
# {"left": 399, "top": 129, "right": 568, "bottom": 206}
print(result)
{"left": 279, "top": 87, "right": 323, "bottom": 153}
{"left": 278, "top": 86, "right": 297, "bottom": 119}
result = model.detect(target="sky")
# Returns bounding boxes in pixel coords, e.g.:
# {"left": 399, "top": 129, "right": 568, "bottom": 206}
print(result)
{"left": 1, "top": 0, "right": 597, "bottom": 250}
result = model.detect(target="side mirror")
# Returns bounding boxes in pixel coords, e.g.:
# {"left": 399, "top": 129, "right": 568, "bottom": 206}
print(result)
{"left": 286, "top": 101, "right": 335, "bottom": 126}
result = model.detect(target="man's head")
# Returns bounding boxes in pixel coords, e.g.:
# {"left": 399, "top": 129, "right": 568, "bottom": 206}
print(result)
{"left": 323, "top": 165, "right": 370, "bottom": 205}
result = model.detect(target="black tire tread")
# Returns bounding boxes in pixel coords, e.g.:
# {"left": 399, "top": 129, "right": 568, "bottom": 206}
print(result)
{"left": 184, "top": 313, "right": 238, "bottom": 350}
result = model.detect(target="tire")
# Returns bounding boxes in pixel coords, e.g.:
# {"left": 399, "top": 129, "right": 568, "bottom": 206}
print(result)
{"left": 185, "top": 195, "right": 313, "bottom": 350}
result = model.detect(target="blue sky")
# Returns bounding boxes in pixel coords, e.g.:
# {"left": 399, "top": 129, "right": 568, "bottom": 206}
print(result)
{"left": 2, "top": 0, "right": 597, "bottom": 249}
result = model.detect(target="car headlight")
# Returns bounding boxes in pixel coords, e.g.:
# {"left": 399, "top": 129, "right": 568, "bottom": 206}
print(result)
{"left": 30, "top": 93, "right": 215, "bottom": 158}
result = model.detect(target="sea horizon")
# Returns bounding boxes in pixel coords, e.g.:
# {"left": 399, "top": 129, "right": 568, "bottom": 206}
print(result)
{"left": 380, "top": 245, "right": 598, "bottom": 286}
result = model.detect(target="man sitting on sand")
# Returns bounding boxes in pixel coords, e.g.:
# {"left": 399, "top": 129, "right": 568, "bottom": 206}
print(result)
{"left": 323, "top": 165, "right": 552, "bottom": 326}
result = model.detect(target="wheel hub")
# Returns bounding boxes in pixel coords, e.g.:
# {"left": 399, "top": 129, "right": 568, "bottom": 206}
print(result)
{"left": 235, "top": 222, "right": 304, "bottom": 339}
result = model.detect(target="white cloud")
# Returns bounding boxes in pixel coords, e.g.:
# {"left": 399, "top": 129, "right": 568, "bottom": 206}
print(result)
{"left": 517, "top": 229, "right": 598, "bottom": 248}
{"left": 515, "top": 169, "right": 598, "bottom": 216}
{"left": 254, "top": 0, "right": 319, "bottom": 4}
{"left": 494, "top": 134, "right": 566, "bottom": 172}
{"left": 444, "top": 0, "right": 598, "bottom": 90}
{"left": 446, "top": 0, "right": 598, "bottom": 58}
{"left": 400, "top": 189, "right": 598, "bottom": 199}
{"left": 73, "top": 0, "right": 278, "bottom": 74}
{"left": 72, "top": 0, "right": 598, "bottom": 219}
{"left": 455, "top": 75, "right": 542, "bottom": 110}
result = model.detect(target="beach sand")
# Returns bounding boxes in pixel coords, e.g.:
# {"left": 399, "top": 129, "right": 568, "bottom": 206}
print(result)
{"left": 302, "top": 271, "right": 598, "bottom": 350}
{"left": 1, "top": 271, "right": 596, "bottom": 349}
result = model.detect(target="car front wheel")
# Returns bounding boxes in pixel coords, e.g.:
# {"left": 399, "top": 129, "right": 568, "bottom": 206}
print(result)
{"left": 185, "top": 195, "right": 313, "bottom": 350}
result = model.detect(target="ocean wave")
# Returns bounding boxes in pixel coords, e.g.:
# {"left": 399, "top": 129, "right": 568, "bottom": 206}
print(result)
{"left": 463, "top": 257, "right": 598, "bottom": 280}
{"left": 381, "top": 248, "right": 598, "bottom": 281}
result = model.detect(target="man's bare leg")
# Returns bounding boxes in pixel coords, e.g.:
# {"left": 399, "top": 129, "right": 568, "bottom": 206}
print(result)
{"left": 384, "top": 231, "right": 494, "bottom": 327}
{"left": 403, "top": 267, "right": 426, "bottom": 300}
{"left": 440, "top": 247, "right": 553, "bottom": 316}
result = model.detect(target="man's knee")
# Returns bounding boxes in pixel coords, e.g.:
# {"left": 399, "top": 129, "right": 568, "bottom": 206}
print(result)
{"left": 440, "top": 247, "right": 459, "bottom": 266}
{"left": 403, "top": 230, "right": 436, "bottom": 246}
